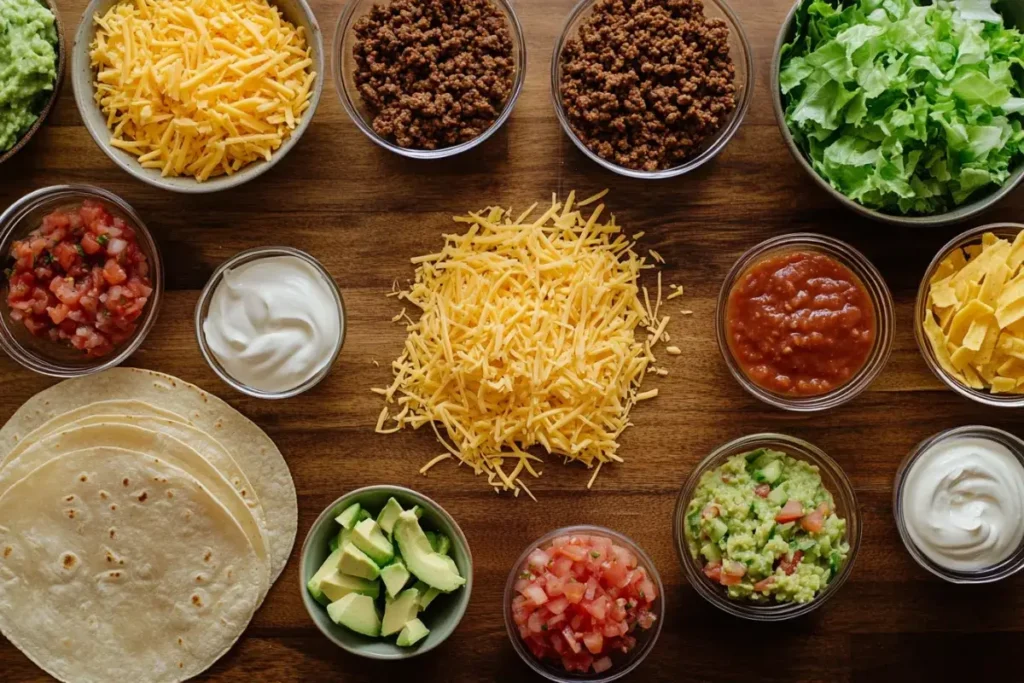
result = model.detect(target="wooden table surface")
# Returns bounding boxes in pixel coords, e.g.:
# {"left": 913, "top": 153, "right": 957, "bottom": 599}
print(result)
{"left": 3, "top": 0, "right": 1024, "bottom": 680}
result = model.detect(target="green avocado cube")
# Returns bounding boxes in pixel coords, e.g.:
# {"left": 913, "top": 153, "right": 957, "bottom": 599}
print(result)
{"left": 327, "top": 593, "right": 381, "bottom": 637}
{"left": 416, "top": 583, "right": 441, "bottom": 611}
{"left": 377, "top": 497, "right": 405, "bottom": 537}
{"left": 396, "top": 618, "right": 430, "bottom": 647}
{"left": 321, "top": 570, "right": 381, "bottom": 603}
{"left": 380, "top": 560, "right": 411, "bottom": 598}
{"left": 352, "top": 518, "right": 395, "bottom": 566}
{"left": 339, "top": 543, "right": 380, "bottom": 581}
{"left": 381, "top": 587, "right": 421, "bottom": 636}
{"left": 335, "top": 503, "right": 362, "bottom": 530}
{"left": 424, "top": 531, "right": 439, "bottom": 552}
{"left": 307, "top": 548, "right": 343, "bottom": 604}
{"left": 393, "top": 510, "right": 465, "bottom": 593}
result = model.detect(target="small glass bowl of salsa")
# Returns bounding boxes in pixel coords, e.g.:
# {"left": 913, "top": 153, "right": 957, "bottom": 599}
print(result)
{"left": 715, "top": 233, "right": 895, "bottom": 412}
{"left": 0, "top": 185, "right": 162, "bottom": 377}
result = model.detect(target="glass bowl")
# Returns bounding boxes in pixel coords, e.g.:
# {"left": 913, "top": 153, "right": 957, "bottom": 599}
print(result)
{"left": 914, "top": 223, "right": 1024, "bottom": 408}
{"left": 673, "top": 433, "right": 861, "bottom": 621}
{"left": 333, "top": 0, "right": 526, "bottom": 159}
{"left": 551, "top": 0, "right": 753, "bottom": 179}
{"left": 715, "top": 233, "right": 895, "bottom": 412}
{"left": 194, "top": 246, "right": 346, "bottom": 399}
{"left": 503, "top": 525, "right": 664, "bottom": 683}
{"left": 0, "top": 185, "right": 163, "bottom": 377}
{"left": 893, "top": 425, "right": 1024, "bottom": 584}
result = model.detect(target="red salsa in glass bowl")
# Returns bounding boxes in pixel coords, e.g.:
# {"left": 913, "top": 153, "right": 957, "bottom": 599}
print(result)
{"left": 726, "top": 251, "right": 875, "bottom": 397}
{"left": 715, "top": 234, "right": 894, "bottom": 412}
{"left": 0, "top": 186, "right": 162, "bottom": 377}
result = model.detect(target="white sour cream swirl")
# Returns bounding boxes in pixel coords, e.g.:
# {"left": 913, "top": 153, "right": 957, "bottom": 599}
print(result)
{"left": 901, "top": 435, "right": 1024, "bottom": 572}
{"left": 203, "top": 255, "right": 342, "bottom": 393}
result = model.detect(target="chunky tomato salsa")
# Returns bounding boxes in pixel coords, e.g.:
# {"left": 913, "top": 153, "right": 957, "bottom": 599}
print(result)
{"left": 726, "top": 251, "right": 875, "bottom": 397}
{"left": 511, "top": 534, "right": 658, "bottom": 676}
{"left": 4, "top": 201, "right": 153, "bottom": 358}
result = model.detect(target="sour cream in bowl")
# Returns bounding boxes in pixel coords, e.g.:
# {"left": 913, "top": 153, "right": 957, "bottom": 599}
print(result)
{"left": 195, "top": 247, "right": 345, "bottom": 398}
{"left": 894, "top": 426, "right": 1024, "bottom": 583}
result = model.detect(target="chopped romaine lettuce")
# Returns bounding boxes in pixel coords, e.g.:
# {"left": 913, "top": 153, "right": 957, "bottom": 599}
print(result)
{"left": 780, "top": 0, "right": 1024, "bottom": 215}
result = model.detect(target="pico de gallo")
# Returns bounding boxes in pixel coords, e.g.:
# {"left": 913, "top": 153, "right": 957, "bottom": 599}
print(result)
{"left": 4, "top": 201, "right": 153, "bottom": 358}
{"left": 510, "top": 533, "right": 658, "bottom": 676}
{"left": 684, "top": 449, "right": 850, "bottom": 604}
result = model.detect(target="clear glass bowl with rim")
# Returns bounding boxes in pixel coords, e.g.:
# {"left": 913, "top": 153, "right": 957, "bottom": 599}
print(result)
{"left": 914, "top": 223, "right": 1024, "bottom": 408}
{"left": 893, "top": 425, "right": 1024, "bottom": 584}
{"left": 503, "top": 524, "right": 665, "bottom": 683}
{"left": 0, "top": 185, "right": 163, "bottom": 378}
{"left": 333, "top": 0, "right": 526, "bottom": 160}
{"left": 674, "top": 433, "right": 861, "bottom": 621}
{"left": 551, "top": 0, "right": 753, "bottom": 179}
{"left": 194, "top": 246, "right": 346, "bottom": 399}
{"left": 715, "top": 232, "right": 895, "bottom": 412}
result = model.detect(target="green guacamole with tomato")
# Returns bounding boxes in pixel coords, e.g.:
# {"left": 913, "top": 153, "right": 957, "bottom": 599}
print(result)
{"left": 684, "top": 449, "right": 849, "bottom": 604}
{"left": 0, "top": 0, "right": 58, "bottom": 153}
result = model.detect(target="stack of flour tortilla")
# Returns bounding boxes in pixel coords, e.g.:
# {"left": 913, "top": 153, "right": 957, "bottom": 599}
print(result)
{"left": 0, "top": 368, "right": 297, "bottom": 683}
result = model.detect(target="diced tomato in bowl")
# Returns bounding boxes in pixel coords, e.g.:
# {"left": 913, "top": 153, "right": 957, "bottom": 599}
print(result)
{"left": 506, "top": 527, "right": 663, "bottom": 680}
{"left": 2, "top": 198, "right": 157, "bottom": 364}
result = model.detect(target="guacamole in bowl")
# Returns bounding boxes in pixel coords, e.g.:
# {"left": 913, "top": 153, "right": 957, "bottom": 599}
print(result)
{"left": 684, "top": 448, "right": 850, "bottom": 604}
{"left": 0, "top": 0, "right": 58, "bottom": 154}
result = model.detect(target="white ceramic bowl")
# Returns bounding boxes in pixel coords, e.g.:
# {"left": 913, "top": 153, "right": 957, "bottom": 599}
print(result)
{"left": 71, "top": 0, "right": 324, "bottom": 193}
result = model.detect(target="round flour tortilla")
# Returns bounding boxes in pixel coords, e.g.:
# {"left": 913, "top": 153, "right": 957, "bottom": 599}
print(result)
{"left": 0, "top": 447, "right": 265, "bottom": 683}
{"left": 12, "top": 414, "right": 268, "bottom": 528}
{"left": 1, "top": 399, "right": 189, "bottom": 468}
{"left": 0, "top": 369, "right": 296, "bottom": 582}
{"left": 0, "top": 423, "right": 270, "bottom": 590}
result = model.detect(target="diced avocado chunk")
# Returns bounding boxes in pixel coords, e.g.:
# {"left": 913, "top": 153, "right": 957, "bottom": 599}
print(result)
{"left": 381, "top": 587, "right": 421, "bottom": 636}
{"left": 396, "top": 618, "right": 430, "bottom": 647}
{"left": 707, "top": 517, "right": 729, "bottom": 542}
{"left": 329, "top": 534, "right": 340, "bottom": 552}
{"left": 327, "top": 593, "right": 381, "bottom": 637}
{"left": 339, "top": 543, "right": 380, "bottom": 581}
{"left": 434, "top": 533, "right": 451, "bottom": 556}
{"left": 380, "top": 560, "right": 411, "bottom": 598}
{"left": 767, "top": 486, "right": 788, "bottom": 506}
{"left": 393, "top": 510, "right": 466, "bottom": 593}
{"left": 377, "top": 497, "right": 405, "bottom": 537}
{"left": 352, "top": 518, "right": 395, "bottom": 566}
{"left": 424, "top": 530, "right": 438, "bottom": 552}
{"left": 744, "top": 448, "right": 768, "bottom": 464}
{"left": 418, "top": 585, "right": 440, "bottom": 611}
{"left": 753, "top": 460, "right": 783, "bottom": 485}
{"left": 335, "top": 503, "right": 362, "bottom": 530}
{"left": 321, "top": 570, "right": 381, "bottom": 602}
{"left": 358, "top": 509, "right": 372, "bottom": 522}
{"left": 307, "top": 548, "right": 343, "bottom": 605}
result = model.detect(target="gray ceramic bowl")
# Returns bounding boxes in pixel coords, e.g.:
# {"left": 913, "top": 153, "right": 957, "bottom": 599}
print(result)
{"left": 0, "top": 0, "right": 65, "bottom": 166}
{"left": 71, "top": 0, "right": 324, "bottom": 193}
{"left": 300, "top": 485, "right": 473, "bottom": 660}
{"left": 771, "top": 0, "right": 1024, "bottom": 226}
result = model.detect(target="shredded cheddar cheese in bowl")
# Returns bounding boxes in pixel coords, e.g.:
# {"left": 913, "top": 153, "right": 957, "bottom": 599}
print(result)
{"left": 376, "top": 191, "right": 677, "bottom": 497}
{"left": 88, "top": 0, "right": 316, "bottom": 182}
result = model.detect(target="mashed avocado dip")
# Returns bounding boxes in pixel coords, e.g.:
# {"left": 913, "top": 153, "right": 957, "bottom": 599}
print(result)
{"left": 684, "top": 449, "right": 849, "bottom": 604}
{"left": 0, "top": 0, "right": 58, "bottom": 153}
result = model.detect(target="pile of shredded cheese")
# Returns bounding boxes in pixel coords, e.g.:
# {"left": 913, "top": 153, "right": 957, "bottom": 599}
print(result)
{"left": 375, "top": 191, "right": 677, "bottom": 497}
{"left": 89, "top": 0, "right": 316, "bottom": 181}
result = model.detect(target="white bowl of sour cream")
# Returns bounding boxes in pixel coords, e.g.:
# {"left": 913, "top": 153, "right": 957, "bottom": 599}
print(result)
{"left": 894, "top": 426, "right": 1024, "bottom": 583}
{"left": 195, "top": 247, "right": 345, "bottom": 399}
